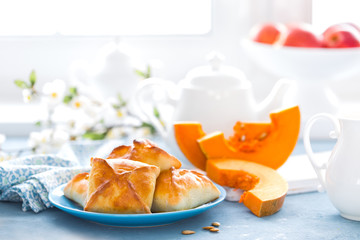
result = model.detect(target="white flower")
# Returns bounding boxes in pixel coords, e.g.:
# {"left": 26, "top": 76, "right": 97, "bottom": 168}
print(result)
{"left": 28, "top": 131, "right": 44, "bottom": 149}
{"left": 22, "top": 89, "right": 33, "bottom": 103}
{"left": 0, "top": 134, "right": 8, "bottom": 162}
{"left": 106, "top": 127, "right": 126, "bottom": 139}
{"left": 28, "top": 128, "right": 70, "bottom": 154}
{"left": 70, "top": 115, "right": 96, "bottom": 137}
{"left": 42, "top": 79, "right": 66, "bottom": 107}
{"left": 71, "top": 95, "right": 104, "bottom": 119}
{"left": 51, "top": 102, "right": 100, "bottom": 139}
{"left": 102, "top": 102, "right": 127, "bottom": 126}
{"left": 68, "top": 110, "right": 98, "bottom": 138}
{"left": 70, "top": 96, "right": 104, "bottom": 129}
{"left": 52, "top": 129, "right": 70, "bottom": 147}
{"left": 0, "top": 152, "right": 11, "bottom": 162}
{"left": 132, "top": 127, "right": 152, "bottom": 138}
{"left": 70, "top": 95, "right": 87, "bottom": 110}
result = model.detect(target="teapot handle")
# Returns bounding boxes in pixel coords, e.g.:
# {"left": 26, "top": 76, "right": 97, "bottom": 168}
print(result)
{"left": 303, "top": 113, "right": 340, "bottom": 191}
{"left": 134, "top": 78, "right": 178, "bottom": 138}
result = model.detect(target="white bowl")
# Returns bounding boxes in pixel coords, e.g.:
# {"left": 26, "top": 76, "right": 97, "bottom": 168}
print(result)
{"left": 242, "top": 40, "right": 360, "bottom": 81}
{"left": 242, "top": 39, "right": 360, "bottom": 138}
{"left": 68, "top": 140, "right": 105, "bottom": 166}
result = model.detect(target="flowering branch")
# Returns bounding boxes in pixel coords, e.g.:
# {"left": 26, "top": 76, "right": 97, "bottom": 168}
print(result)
{"left": 13, "top": 69, "right": 161, "bottom": 155}
{"left": 14, "top": 70, "right": 38, "bottom": 103}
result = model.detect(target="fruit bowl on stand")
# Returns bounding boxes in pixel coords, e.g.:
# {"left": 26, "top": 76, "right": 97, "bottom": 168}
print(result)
{"left": 242, "top": 39, "right": 360, "bottom": 137}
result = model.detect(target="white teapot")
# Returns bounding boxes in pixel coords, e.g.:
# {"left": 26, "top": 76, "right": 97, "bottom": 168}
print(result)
{"left": 91, "top": 40, "right": 138, "bottom": 100}
{"left": 135, "top": 52, "right": 292, "bottom": 150}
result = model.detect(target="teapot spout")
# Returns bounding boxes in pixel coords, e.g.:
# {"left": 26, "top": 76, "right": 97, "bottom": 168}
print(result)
{"left": 257, "top": 79, "right": 294, "bottom": 121}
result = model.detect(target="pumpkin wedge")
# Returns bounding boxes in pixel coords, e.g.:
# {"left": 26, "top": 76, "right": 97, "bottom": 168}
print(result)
{"left": 174, "top": 122, "right": 207, "bottom": 170}
{"left": 198, "top": 106, "right": 300, "bottom": 169}
{"left": 206, "top": 158, "right": 288, "bottom": 217}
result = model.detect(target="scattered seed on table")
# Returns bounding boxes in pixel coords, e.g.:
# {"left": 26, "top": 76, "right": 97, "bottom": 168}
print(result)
{"left": 182, "top": 230, "right": 195, "bottom": 235}
{"left": 209, "top": 228, "right": 220, "bottom": 233}
{"left": 212, "top": 222, "right": 221, "bottom": 227}
{"left": 202, "top": 226, "right": 214, "bottom": 230}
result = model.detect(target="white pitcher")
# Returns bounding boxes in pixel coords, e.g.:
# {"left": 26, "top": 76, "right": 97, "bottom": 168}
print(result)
{"left": 304, "top": 113, "right": 360, "bottom": 221}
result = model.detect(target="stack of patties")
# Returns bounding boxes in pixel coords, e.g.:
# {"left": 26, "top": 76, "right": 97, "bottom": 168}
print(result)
{"left": 64, "top": 139, "right": 220, "bottom": 214}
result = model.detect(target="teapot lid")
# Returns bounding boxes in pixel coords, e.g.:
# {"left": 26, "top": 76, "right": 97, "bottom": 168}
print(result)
{"left": 184, "top": 52, "right": 250, "bottom": 90}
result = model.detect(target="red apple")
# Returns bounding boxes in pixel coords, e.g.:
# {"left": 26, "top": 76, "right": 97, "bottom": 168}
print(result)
{"left": 251, "top": 23, "right": 286, "bottom": 45}
{"left": 282, "top": 23, "right": 322, "bottom": 48}
{"left": 322, "top": 23, "right": 360, "bottom": 48}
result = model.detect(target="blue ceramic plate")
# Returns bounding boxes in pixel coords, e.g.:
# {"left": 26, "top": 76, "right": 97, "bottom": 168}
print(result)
{"left": 49, "top": 183, "right": 226, "bottom": 227}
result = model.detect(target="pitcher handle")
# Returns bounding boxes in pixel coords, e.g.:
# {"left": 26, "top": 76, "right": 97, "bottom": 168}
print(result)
{"left": 303, "top": 113, "right": 340, "bottom": 191}
{"left": 134, "top": 78, "right": 177, "bottom": 138}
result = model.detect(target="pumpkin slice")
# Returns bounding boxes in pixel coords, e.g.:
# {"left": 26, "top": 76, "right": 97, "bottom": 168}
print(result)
{"left": 198, "top": 106, "right": 300, "bottom": 169}
{"left": 174, "top": 122, "right": 207, "bottom": 170}
{"left": 206, "top": 158, "right": 288, "bottom": 217}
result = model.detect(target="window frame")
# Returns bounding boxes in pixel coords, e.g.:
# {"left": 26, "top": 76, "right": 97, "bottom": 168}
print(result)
{"left": 0, "top": 0, "right": 214, "bottom": 38}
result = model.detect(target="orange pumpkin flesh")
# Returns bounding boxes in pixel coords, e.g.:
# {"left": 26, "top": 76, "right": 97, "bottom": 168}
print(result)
{"left": 206, "top": 158, "right": 288, "bottom": 217}
{"left": 198, "top": 106, "right": 300, "bottom": 169}
{"left": 173, "top": 122, "right": 207, "bottom": 170}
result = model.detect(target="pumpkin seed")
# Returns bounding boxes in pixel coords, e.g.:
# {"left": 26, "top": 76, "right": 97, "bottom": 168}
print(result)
{"left": 258, "top": 132, "right": 268, "bottom": 141}
{"left": 210, "top": 228, "right": 220, "bottom": 232}
{"left": 182, "top": 230, "right": 195, "bottom": 235}
{"left": 202, "top": 226, "right": 214, "bottom": 230}
{"left": 241, "top": 135, "right": 246, "bottom": 141}
{"left": 212, "top": 222, "right": 221, "bottom": 227}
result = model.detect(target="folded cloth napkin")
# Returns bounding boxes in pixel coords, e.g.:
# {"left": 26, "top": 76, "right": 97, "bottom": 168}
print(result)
{"left": 0, "top": 154, "right": 89, "bottom": 213}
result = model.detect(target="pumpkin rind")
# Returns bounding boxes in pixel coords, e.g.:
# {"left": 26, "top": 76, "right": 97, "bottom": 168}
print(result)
{"left": 174, "top": 122, "right": 207, "bottom": 170}
{"left": 206, "top": 158, "right": 288, "bottom": 217}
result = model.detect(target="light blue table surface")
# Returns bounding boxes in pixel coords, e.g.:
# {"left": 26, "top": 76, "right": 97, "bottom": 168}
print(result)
{"left": 1, "top": 138, "right": 360, "bottom": 240}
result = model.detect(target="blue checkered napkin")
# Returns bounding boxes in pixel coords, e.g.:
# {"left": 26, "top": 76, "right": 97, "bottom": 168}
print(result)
{"left": 0, "top": 154, "right": 89, "bottom": 213}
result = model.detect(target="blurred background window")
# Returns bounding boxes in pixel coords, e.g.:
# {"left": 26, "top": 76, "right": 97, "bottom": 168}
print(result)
{"left": 2, "top": 0, "right": 360, "bottom": 139}
{"left": 312, "top": 0, "right": 360, "bottom": 31}
{"left": 0, "top": 0, "right": 212, "bottom": 36}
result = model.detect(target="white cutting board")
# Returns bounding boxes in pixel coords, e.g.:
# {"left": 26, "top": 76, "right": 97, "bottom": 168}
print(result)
{"left": 278, "top": 151, "right": 330, "bottom": 195}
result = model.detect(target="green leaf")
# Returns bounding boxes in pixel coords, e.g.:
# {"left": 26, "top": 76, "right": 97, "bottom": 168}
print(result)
{"left": 69, "top": 87, "right": 78, "bottom": 96}
{"left": 146, "top": 65, "right": 152, "bottom": 78}
{"left": 34, "top": 121, "right": 42, "bottom": 127}
{"left": 134, "top": 69, "right": 146, "bottom": 78}
{"left": 63, "top": 95, "right": 73, "bottom": 104}
{"left": 117, "top": 93, "right": 123, "bottom": 102}
{"left": 153, "top": 106, "right": 160, "bottom": 119}
{"left": 14, "top": 79, "right": 29, "bottom": 89}
{"left": 112, "top": 93, "right": 126, "bottom": 109}
{"left": 135, "top": 66, "right": 152, "bottom": 79}
{"left": 112, "top": 103, "right": 120, "bottom": 109}
{"left": 82, "top": 131, "right": 107, "bottom": 140}
{"left": 29, "top": 70, "right": 36, "bottom": 87}
{"left": 141, "top": 122, "right": 156, "bottom": 135}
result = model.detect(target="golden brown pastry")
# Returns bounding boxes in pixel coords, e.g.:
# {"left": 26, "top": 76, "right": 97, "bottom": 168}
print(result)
{"left": 107, "top": 139, "right": 182, "bottom": 172}
{"left": 84, "top": 157, "right": 160, "bottom": 214}
{"left": 151, "top": 167, "right": 221, "bottom": 212}
{"left": 63, "top": 172, "right": 89, "bottom": 207}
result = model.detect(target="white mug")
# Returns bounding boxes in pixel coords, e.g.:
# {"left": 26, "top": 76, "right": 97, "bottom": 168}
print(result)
{"left": 304, "top": 113, "right": 360, "bottom": 221}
